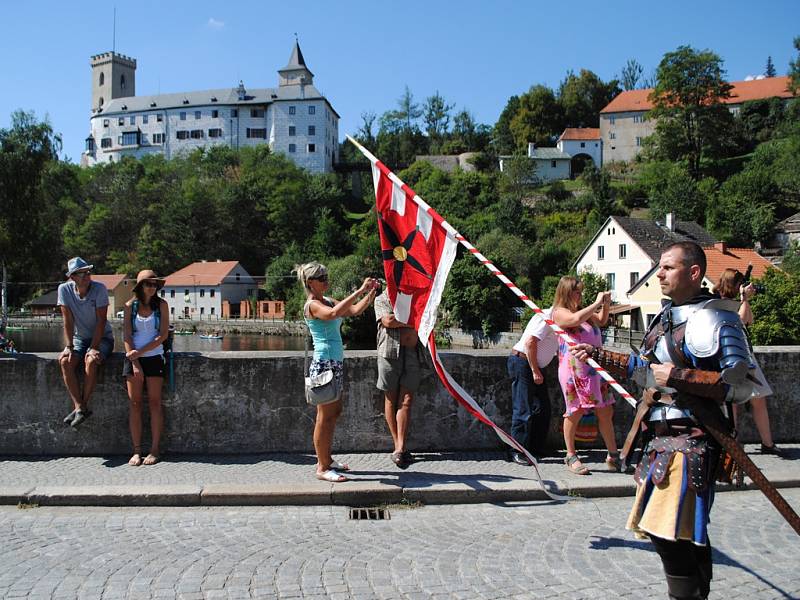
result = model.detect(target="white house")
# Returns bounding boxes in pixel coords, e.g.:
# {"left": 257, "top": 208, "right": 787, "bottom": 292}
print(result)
{"left": 499, "top": 143, "right": 571, "bottom": 183}
{"left": 82, "top": 42, "right": 339, "bottom": 174}
{"left": 556, "top": 128, "right": 602, "bottom": 172}
{"left": 160, "top": 260, "right": 256, "bottom": 319}
{"left": 573, "top": 214, "right": 716, "bottom": 303}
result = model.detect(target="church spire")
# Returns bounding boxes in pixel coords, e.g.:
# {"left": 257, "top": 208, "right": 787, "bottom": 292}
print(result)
{"left": 277, "top": 39, "right": 314, "bottom": 87}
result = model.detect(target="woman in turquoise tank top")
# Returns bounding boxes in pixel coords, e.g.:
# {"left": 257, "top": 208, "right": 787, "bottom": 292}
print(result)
{"left": 297, "top": 262, "right": 378, "bottom": 482}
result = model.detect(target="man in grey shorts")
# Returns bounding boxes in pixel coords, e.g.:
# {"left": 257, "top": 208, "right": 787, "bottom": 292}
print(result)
{"left": 57, "top": 257, "right": 115, "bottom": 428}
{"left": 374, "top": 290, "right": 428, "bottom": 468}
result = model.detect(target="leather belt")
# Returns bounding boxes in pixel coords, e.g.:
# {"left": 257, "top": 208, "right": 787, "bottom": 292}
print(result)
{"left": 511, "top": 349, "right": 526, "bottom": 359}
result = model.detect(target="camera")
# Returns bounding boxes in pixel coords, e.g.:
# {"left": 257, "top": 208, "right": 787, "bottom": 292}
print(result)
{"left": 752, "top": 283, "right": 765, "bottom": 294}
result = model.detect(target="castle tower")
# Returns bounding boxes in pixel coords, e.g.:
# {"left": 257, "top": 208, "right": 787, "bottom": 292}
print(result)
{"left": 277, "top": 41, "right": 314, "bottom": 87}
{"left": 90, "top": 52, "right": 137, "bottom": 113}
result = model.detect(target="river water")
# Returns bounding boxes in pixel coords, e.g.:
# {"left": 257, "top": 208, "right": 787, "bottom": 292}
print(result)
{"left": 6, "top": 327, "right": 314, "bottom": 353}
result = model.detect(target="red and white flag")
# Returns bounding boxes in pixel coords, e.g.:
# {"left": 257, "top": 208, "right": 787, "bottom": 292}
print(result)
{"left": 353, "top": 137, "right": 565, "bottom": 501}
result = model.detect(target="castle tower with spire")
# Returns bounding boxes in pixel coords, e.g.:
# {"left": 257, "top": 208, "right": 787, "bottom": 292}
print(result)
{"left": 277, "top": 40, "right": 314, "bottom": 87}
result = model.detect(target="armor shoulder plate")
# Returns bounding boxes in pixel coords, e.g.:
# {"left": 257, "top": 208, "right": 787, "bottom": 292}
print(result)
{"left": 684, "top": 299, "right": 744, "bottom": 358}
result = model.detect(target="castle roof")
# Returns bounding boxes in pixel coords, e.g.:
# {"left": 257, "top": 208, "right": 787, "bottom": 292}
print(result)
{"left": 280, "top": 41, "right": 313, "bottom": 76}
{"left": 97, "top": 83, "right": 336, "bottom": 117}
{"left": 601, "top": 76, "right": 793, "bottom": 114}
{"left": 559, "top": 127, "right": 601, "bottom": 141}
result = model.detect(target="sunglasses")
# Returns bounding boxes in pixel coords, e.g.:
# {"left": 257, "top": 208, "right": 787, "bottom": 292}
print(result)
{"left": 142, "top": 281, "right": 158, "bottom": 288}
{"left": 73, "top": 271, "right": 92, "bottom": 278}
{"left": 310, "top": 274, "right": 329, "bottom": 283}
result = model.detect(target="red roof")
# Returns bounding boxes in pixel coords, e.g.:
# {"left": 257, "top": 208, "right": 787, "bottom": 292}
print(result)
{"left": 92, "top": 274, "right": 129, "bottom": 290}
{"left": 164, "top": 261, "right": 247, "bottom": 286}
{"left": 559, "top": 128, "right": 601, "bottom": 141}
{"left": 703, "top": 244, "right": 776, "bottom": 285}
{"left": 601, "top": 76, "right": 793, "bottom": 114}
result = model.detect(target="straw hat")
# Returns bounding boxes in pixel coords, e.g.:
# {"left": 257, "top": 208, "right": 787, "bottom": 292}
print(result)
{"left": 133, "top": 269, "right": 166, "bottom": 292}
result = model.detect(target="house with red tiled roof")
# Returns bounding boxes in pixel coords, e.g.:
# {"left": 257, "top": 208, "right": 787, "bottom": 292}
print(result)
{"left": 161, "top": 260, "right": 256, "bottom": 319}
{"left": 557, "top": 128, "right": 602, "bottom": 173}
{"left": 599, "top": 76, "right": 794, "bottom": 163}
{"left": 626, "top": 242, "right": 777, "bottom": 329}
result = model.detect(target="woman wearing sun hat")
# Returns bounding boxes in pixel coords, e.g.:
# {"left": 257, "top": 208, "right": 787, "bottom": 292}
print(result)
{"left": 122, "top": 269, "right": 169, "bottom": 466}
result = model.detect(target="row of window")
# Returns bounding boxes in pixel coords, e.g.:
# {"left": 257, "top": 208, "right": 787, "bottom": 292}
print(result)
{"left": 602, "top": 272, "right": 641, "bottom": 289}
{"left": 98, "top": 132, "right": 322, "bottom": 151}
{"left": 161, "top": 289, "right": 216, "bottom": 298}
{"left": 288, "top": 125, "right": 316, "bottom": 136}
{"left": 597, "top": 244, "right": 627, "bottom": 260}
{"left": 104, "top": 104, "right": 327, "bottom": 127}
{"left": 607, "top": 115, "right": 648, "bottom": 125}
{"left": 607, "top": 132, "right": 643, "bottom": 146}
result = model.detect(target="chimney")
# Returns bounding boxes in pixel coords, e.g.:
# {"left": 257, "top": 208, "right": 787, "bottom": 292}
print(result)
{"left": 714, "top": 241, "right": 727, "bottom": 253}
{"left": 665, "top": 212, "right": 675, "bottom": 232}
{"left": 527, "top": 142, "right": 535, "bottom": 157}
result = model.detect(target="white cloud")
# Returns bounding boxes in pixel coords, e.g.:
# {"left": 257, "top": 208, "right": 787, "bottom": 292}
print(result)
{"left": 208, "top": 17, "right": 224, "bottom": 29}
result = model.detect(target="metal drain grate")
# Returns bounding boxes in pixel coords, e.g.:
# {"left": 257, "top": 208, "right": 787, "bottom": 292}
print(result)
{"left": 349, "top": 507, "right": 390, "bottom": 520}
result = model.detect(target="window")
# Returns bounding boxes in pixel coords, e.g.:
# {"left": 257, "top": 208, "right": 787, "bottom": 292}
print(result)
{"left": 143, "top": 115, "right": 149, "bottom": 124}
{"left": 210, "top": 307, "right": 215, "bottom": 315}
{"left": 180, "top": 112, "right": 186, "bottom": 121}
{"left": 121, "top": 131, "right": 139, "bottom": 146}
{"left": 609, "top": 116, "right": 616, "bottom": 125}
{"left": 609, "top": 132, "right": 616, "bottom": 140}
{"left": 190, "top": 129, "right": 204, "bottom": 139}
{"left": 597, "top": 245, "right": 605, "bottom": 260}
{"left": 200, "top": 289, "right": 205, "bottom": 298}
{"left": 580, "top": 142, "right": 585, "bottom": 148}
{"left": 103, "top": 119, "right": 109, "bottom": 127}
{"left": 308, "top": 125, "right": 315, "bottom": 136}
{"left": 176, "top": 130, "right": 189, "bottom": 140}
{"left": 288, "top": 126, "right": 296, "bottom": 136}
{"left": 118, "top": 117, "right": 124, "bottom": 125}
{"left": 160, "top": 290, "right": 165, "bottom": 297}
{"left": 276, "top": 302, "right": 282, "bottom": 313}
{"left": 288, "top": 143, "right": 296, "bottom": 153}
{"left": 120, "top": 74, "right": 126, "bottom": 89}
{"left": 200, "top": 307, "right": 205, "bottom": 315}
{"left": 619, "top": 244, "right": 627, "bottom": 259}
{"left": 246, "top": 128, "right": 266, "bottom": 138}
{"left": 129, "top": 116, "right": 135, "bottom": 125}
{"left": 86, "top": 138, "right": 95, "bottom": 152}
{"left": 630, "top": 272, "right": 640, "bottom": 288}
{"left": 636, "top": 137, "right": 642, "bottom": 147}
{"left": 606, "top": 273, "right": 616, "bottom": 289}
{"left": 99, "top": 72, "right": 105, "bottom": 86}
{"left": 211, "top": 110, "right": 218, "bottom": 118}
{"left": 170, "top": 290, "right": 175, "bottom": 298}
{"left": 288, "top": 105, "right": 296, "bottom": 115}
{"left": 117, "top": 135, "right": 122, "bottom": 145}
{"left": 250, "top": 108, "right": 264, "bottom": 118}
{"left": 157, "top": 114, "right": 163, "bottom": 122}
{"left": 208, "top": 128, "right": 222, "bottom": 138}
{"left": 195, "top": 111, "right": 201, "bottom": 120}
{"left": 231, "top": 109, "right": 238, "bottom": 117}
{"left": 170, "top": 307, "right": 175, "bottom": 315}
{"left": 633, "top": 114, "right": 646, "bottom": 123}
{"left": 236, "top": 274, "right": 241, "bottom": 282}
{"left": 152, "top": 133, "right": 165, "bottom": 144}
{"left": 308, "top": 105, "right": 316, "bottom": 115}
{"left": 308, "top": 143, "right": 316, "bottom": 153}
{"left": 551, "top": 160, "right": 557, "bottom": 168}
{"left": 210, "top": 289, "right": 215, "bottom": 298}
{"left": 99, "top": 97, "right": 104, "bottom": 108}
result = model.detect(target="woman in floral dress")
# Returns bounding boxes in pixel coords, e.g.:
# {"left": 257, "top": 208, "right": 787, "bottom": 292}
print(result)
{"left": 552, "top": 276, "right": 618, "bottom": 475}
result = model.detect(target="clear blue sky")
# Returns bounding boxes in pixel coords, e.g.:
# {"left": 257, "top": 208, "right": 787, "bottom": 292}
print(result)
{"left": 1, "top": 1, "right": 797, "bottom": 161}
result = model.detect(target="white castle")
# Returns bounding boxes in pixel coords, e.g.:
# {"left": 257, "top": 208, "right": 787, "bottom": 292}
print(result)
{"left": 82, "top": 42, "right": 339, "bottom": 173}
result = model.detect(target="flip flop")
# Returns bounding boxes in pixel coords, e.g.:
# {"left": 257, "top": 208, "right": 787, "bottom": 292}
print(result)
{"left": 143, "top": 454, "right": 159, "bottom": 465}
{"left": 329, "top": 460, "right": 350, "bottom": 472}
{"left": 316, "top": 469, "right": 348, "bottom": 483}
{"left": 63, "top": 409, "right": 78, "bottom": 426}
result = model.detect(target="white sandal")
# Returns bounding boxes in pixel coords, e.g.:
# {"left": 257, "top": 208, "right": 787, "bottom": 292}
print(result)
{"left": 329, "top": 460, "right": 350, "bottom": 472}
{"left": 316, "top": 469, "right": 348, "bottom": 483}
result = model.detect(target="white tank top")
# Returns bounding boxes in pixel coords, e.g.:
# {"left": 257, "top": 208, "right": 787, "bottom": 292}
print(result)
{"left": 133, "top": 312, "right": 163, "bottom": 357}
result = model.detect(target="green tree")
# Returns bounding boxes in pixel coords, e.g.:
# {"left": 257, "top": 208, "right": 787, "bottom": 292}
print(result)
{"left": 748, "top": 269, "right": 800, "bottom": 345}
{"left": 765, "top": 55, "right": 777, "bottom": 78}
{"left": 648, "top": 45, "right": 734, "bottom": 178}
{"left": 707, "top": 167, "right": 776, "bottom": 245}
{"left": 422, "top": 91, "right": 454, "bottom": 142}
{"left": 789, "top": 36, "right": 800, "bottom": 94}
{"left": 639, "top": 161, "right": 714, "bottom": 223}
{"left": 620, "top": 58, "right": 645, "bottom": 91}
{"left": 558, "top": 69, "right": 620, "bottom": 127}
{"left": 509, "top": 85, "right": 564, "bottom": 148}
{"left": 493, "top": 95, "right": 520, "bottom": 155}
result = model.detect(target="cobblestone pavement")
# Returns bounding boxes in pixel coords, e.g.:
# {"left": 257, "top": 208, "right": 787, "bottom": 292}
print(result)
{"left": 0, "top": 489, "right": 797, "bottom": 599}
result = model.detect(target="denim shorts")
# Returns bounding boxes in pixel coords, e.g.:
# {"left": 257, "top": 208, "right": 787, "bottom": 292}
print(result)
{"left": 72, "top": 336, "right": 114, "bottom": 362}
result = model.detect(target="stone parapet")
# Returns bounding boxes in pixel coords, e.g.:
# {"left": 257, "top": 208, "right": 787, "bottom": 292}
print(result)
{"left": 0, "top": 348, "right": 796, "bottom": 456}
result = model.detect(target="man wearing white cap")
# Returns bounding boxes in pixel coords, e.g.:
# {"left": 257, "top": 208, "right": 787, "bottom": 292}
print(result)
{"left": 57, "top": 257, "right": 115, "bottom": 428}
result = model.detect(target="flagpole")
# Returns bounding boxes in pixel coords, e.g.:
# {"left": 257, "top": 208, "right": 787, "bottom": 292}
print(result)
{"left": 347, "top": 134, "right": 637, "bottom": 410}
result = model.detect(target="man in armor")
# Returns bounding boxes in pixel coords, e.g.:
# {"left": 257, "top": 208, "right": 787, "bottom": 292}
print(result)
{"left": 577, "top": 241, "right": 759, "bottom": 600}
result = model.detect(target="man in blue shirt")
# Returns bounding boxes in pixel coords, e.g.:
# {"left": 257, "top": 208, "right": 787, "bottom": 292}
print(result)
{"left": 57, "top": 257, "right": 115, "bottom": 428}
